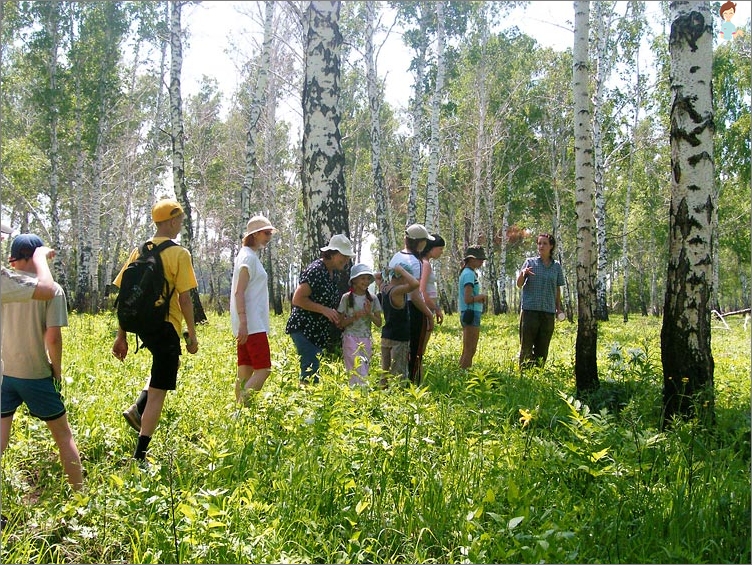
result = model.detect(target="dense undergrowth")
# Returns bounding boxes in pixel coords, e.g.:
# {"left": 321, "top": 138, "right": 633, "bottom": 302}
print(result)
{"left": 1, "top": 311, "right": 749, "bottom": 563}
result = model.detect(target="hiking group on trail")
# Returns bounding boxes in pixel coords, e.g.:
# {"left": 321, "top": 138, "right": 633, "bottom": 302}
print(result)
{"left": 0, "top": 204, "right": 565, "bottom": 491}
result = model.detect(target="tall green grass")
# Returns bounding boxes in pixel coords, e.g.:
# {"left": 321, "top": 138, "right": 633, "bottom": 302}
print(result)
{"left": 1, "top": 310, "right": 749, "bottom": 563}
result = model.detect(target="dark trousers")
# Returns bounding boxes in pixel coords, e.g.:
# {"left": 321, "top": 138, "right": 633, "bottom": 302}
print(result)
{"left": 519, "top": 310, "right": 555, "bottom": 368}
{"left": 408, "top": 302, "right": 429, "bottom": 385}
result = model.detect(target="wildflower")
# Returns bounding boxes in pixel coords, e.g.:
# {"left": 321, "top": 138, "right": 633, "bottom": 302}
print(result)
{"left": 518, "top": 408, "right": 533, "bottom": 428}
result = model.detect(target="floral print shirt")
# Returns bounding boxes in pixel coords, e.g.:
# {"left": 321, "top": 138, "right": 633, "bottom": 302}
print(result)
{"left": 285, "top": 258, "right": 340, "bottom": 348}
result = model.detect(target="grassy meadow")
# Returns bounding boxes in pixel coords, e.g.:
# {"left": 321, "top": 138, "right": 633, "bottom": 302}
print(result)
{"left": 1, "top": 309, "right": 750, "bottom": 564}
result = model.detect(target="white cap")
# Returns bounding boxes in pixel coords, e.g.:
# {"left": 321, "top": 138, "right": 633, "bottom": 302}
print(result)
{"left": 405, "top": 223, "right": 434, "bottom": 240}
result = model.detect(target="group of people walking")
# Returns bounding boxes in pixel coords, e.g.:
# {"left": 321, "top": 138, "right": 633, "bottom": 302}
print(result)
{"left": 0, "top": 200, "right": 565, "bottom": 490}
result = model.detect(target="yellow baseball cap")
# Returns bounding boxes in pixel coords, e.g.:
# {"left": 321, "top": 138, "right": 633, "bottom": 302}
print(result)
{"left": 152, "top": 199, "right": 184, "bottom": 223}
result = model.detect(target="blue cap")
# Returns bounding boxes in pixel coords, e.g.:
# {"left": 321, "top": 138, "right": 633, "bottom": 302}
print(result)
{"left": 10, "top": 234, "right": 44, "bottom": 263}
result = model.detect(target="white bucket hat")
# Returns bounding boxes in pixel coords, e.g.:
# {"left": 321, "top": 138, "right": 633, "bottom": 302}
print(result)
{"left": 405, "top": 223, "right": 435, "bottom": 240}
{"left": 320, "top": 233, "right": 355, "bottom": 257}
{"left": 349, "top": 263, "right": 374, "bottom": 284}
{"left": 1, "top": 222, "right": 15, "bottom": 236}
{"left": 243, "top": 215, "right": 276, "bottom": 238}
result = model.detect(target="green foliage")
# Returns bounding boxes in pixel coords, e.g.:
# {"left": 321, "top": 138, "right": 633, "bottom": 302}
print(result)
{"left": 2, "top": 312, "right": 749, "bottom": 563}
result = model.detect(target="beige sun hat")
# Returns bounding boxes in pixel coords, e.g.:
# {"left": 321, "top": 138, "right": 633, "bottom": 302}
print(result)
{"left": 320, "top": 233, "right": 355, "bottom": 257}
{"left": 243, "top": 215, "right": 276, "bottom": 238}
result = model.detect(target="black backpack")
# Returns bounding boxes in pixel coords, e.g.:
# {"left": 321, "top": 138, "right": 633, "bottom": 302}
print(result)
{"left": 115, "top": 240, "right": 177, "bottom": 340}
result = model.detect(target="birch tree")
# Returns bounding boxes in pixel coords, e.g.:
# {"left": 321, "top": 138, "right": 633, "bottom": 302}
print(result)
{"left": 169, "top": 0, "right": 207, "bottom": 323}
{"left": 424, "top": 0, "right": 445, "bottom": 232}
{"left": 661, "top": 0, "right": 715, "bottom": 426}
{"left": 71, "top": 2, "right": 127, "bottom": 313}
{"left": 239, "top": 0, "right": 274, "bottom": 239}
{"left": 300, "top": 0, "right": 349, "bottom": 267}
{"left": 398, "top": 2, "right": 430, "bottom": 226}
{"left": 364, "top": 0, "right": 396, "bottom": 266}
{"left": 573, "top": 0, "right": 599, "bottom": 393}
{"left": 590, "top": 1, "right": 617, "bottom": 321}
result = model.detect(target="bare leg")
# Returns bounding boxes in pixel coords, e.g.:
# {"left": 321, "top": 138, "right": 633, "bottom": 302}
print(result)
{"left": 140, "top": 387, "right": 167, "bottom": 438}
{"left": 46, "top": 414, "right": 83, "bottom": 490}
{"left": 460, "top": 326, "right": 480, "bottom": 369}
{"left": 1, "top": 414, "right": 15, "bottom": 454}
{"left": 237, "top": 366, "right": 271, "bottom": 404}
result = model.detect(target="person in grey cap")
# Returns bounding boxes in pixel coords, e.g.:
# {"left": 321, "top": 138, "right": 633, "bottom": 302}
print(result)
{"left": 387, "top": 224, "right": 435, "bottom": 385}
{"left": 1, "top": 233, "right": 83, "bottom": 490}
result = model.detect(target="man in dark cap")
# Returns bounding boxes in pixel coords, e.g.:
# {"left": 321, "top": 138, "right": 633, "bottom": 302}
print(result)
{"left": 1, "top": 233, "right": 83, "bottom": 490}
{"left": 1, "top": 223, "right": 57, "bottom": 303}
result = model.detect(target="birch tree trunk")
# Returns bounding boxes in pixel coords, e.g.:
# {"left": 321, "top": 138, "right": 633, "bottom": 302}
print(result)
{"left": 70, "top": 6, "right": 88, "bottom": 312}
{"left": 622, "top": 55, "right": 641, "bottom": 323}
{"left": 265, "top": 56, "right": 282, "bottom": 315}
{"left": 661, "top": 0, "right": 715, "bottom": 427}
{"left": 573, "top": 1, "right": 599, "bottom": 393}
{"left": 471, "top": 8, "right": 488, "bottom": 245}
{"left": 146, "top": 1, "right": 170, "bottom": 231}
{"left": 75, "top": 3, "right": 124, "bottom": 313}
{"left": 499, "top": 200, "right": 510, "bottom": 313}
{"left": 301, "top": 0, "right": 349, "bottom": 267}
{"left": 42, "top": 2, "right": 67, "bottom": 294}
{"left": 239, "top": 0, "right": 274, "bottom": 238}
{"left": 592, "top": 1, "right": 615, "bottom": 321}
{"left": 365, "top": 1, "right": 396, "bottom": 266}
{"left": 169, "top": 0, "right": 206, "bottom": 323}
{"left": 424, "top": 0, "right": 445, "bottom": 231}
{"left": 406, "top": 7, "right": 429, "bottom": 226}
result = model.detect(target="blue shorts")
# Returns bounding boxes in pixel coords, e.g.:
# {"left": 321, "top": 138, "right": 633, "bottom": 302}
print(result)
{"left": 461, "top": 310, "right": 481, "bottom": 328}
{"left": 1, "top": 376, "right": 66, "bottom": 421}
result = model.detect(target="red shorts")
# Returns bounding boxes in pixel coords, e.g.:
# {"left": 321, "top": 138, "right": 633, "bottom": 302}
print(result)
{"left": 237, "top": 332, "right": 271, "bottom": 369}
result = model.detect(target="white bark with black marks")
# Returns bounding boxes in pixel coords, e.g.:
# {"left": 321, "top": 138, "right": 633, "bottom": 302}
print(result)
{"left": 301, "top": 1, "right": 349, "bottom": 266}
{"left": 661, "top": 0, "right": 715, "bottom": 426}
{"left": 573, "top": 0, "right": 599, "bottom": 392}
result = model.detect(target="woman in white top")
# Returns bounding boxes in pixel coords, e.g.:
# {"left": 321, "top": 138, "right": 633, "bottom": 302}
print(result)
{"left": 230, "top": 215, "right": 276, "bottom": 403}
{"left": 419, "top": 234, "right": 446, "bottom": 325}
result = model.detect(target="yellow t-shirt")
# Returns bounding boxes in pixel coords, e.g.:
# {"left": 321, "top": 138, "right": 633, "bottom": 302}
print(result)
{"left": 113, "top": 237, "right": 198, "bottom": 335}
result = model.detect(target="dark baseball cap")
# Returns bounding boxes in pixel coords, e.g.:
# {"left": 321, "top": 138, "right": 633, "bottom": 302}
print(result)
{"left": 9, "top": 234, "right": 44, "bottom": 263}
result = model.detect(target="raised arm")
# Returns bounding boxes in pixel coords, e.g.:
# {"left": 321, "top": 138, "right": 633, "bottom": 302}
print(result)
{"left": 31, "top": 246, "right": 57, "bottom": 300}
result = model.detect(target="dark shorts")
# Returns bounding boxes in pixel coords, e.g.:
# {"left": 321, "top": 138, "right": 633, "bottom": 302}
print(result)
{"left": 139, "top": 322, "right": 181, "bottom": 390}
{"left": 461, "top": 310, "right": 481, "bottom": 327}
{"left": 1, "top": 376, "right": 66, "bottom": 421}
{"left": 237, "top": 332, "right": 272, "bottom": 369}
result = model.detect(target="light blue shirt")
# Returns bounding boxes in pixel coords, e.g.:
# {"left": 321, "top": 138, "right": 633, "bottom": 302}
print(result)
{"left": 458, "top": 267, "right": 481, "bottom": 312}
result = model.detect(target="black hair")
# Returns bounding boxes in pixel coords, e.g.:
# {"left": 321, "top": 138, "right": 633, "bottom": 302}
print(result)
{"left": 419, "top": 234, "right": 446, "bottom": 259}
{"left": 347, "top": 288, "right": 373, "bottom": 309}
{"left": 539, "top": 233, "right": 556, "bottom": 251}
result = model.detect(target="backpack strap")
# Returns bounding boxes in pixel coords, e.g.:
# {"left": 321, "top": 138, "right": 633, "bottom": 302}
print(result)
{"left": 141, "top": 239, "right": 177, "bottom": 256}
{"left": 140, "top": 239, "right": 178, "bottom": 335}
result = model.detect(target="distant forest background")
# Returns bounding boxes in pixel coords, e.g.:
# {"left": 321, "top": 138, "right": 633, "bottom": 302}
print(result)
{"left": 1, "top": 1, "right": 749, "bottom": 320}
